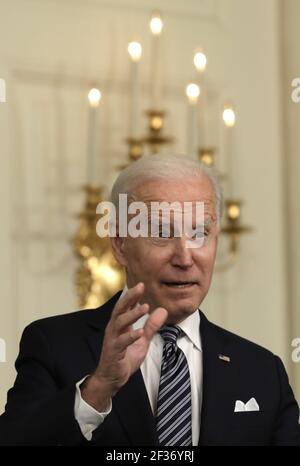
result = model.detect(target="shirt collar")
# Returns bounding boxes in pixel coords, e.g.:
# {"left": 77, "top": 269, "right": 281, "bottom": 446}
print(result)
{"left": 177, "top": 311, "right": 202, "bottom": 351}
{"left": 120, "top": 286, "right": 202, "bottom": 352}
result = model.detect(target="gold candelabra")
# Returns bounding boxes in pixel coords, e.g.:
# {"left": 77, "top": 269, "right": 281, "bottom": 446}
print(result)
{"left": 198, "top": 147, "right": 215, "bottom": 167}
{"left": 198, "top": 148, "right": 252, "bottom": 257}
{"left": 143, "top": 110, "right": 173, "bottom": 154}
{"left": 73, "top": 10, "right": 254, "bottom": 307}
{"left": 121, "top": 110, "right": 173, "bottom": 168}
{"left": 73, "top": 185, "right": 124, "bottom": 308}
{"left": 221, "top": 199, "right": 253, "bottom": 254}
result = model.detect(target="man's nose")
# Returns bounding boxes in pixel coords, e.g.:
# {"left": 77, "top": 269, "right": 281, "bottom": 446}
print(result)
{"left": 170, "top": 237, "right": 194, "bottom": 268}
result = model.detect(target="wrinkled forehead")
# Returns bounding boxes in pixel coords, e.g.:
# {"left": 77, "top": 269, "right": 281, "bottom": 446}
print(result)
{"left": 129, "top": 176, "right": 217, "bottom": 219}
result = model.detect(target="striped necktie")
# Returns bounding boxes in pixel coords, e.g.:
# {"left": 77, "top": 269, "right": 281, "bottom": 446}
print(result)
{"left": 156, "top": 325, "right": 192, "bottom": 446}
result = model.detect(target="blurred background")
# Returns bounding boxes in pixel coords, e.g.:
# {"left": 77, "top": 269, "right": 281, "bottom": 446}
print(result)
{"left": 0, "top": 0, "right": 300, "bottom": 413}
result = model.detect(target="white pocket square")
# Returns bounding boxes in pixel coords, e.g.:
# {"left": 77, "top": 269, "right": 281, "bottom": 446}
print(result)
{"left": 234, "top": 397, "right": 260, "bottom": 412}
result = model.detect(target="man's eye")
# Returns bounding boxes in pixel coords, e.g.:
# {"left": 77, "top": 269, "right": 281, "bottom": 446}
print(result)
{"left": 188, "top": 229, "right": 209, "bottom": 240}
{"left": 191, "top": 231, "right": 204, "bottom": 239}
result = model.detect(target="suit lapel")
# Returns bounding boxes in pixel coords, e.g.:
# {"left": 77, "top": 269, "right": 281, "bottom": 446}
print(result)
{"left": 85, "top": 291, "right": 121, "bottom": 363}
{"left": 86, "top": 291, "right": 158, "bottom": 445}
{"left": 113, "top": 371, "right": 159, "bottom": 445}
{"left": 199, "top": 311, "right": 239, "bottom": 445}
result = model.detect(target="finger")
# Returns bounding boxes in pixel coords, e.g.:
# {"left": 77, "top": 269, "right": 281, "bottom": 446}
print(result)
{"left": 143, "top": 307, "right": 168, "bottom": 341}
{"left": 115, "top": 327, "right": 144, "bottom": 354}
{"left": 112, "top": 283, "right": 144, "bottom": 320}
{"left": 115, "top": 303, "right": 149, "bottom": 334}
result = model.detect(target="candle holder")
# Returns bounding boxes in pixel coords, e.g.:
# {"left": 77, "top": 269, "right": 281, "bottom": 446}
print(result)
{"left": 72, "top": 185, "right": 124, "bottom": 308}
{"left": 143, "top": 109, "right": 173, "bottom": 154}
{"left": 221, "top": 199, "right": 253, "bottom": 254}
{"left": 198, "top": 147, "right": 228, "bottom": 187}
{"left": 127, "top": 137, "right": 144, "bottom": 161}
{"left": 198, "top": 147, "right": 215, "bottom": 167}
{"left": 117, "top": 138, "right": 144, "bottom": 171}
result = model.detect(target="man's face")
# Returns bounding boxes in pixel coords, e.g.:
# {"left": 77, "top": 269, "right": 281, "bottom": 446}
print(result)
{"left": 112, "top": 176, "right": 219, "bottom": 324}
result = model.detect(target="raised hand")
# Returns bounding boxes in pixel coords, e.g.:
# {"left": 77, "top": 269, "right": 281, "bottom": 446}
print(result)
{"left": 81, "top": 283, "right": 168, "bottom": 411}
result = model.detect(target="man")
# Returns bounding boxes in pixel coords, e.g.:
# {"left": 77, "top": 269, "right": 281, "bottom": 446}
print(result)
{"left": 0, "top": 154, "right": 299, "bottom": 446}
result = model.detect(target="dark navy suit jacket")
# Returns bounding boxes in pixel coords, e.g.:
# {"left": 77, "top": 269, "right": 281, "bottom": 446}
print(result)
{"left": 0, "top": 291, "right": 299, "bottom": 445}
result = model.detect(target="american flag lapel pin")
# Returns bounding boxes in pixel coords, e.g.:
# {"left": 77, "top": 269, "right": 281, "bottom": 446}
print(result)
{"left": 218, "top": 354, "right": 231, "bottom": 362}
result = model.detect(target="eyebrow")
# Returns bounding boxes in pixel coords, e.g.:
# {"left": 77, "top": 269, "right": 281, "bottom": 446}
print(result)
{"left": 147, "top": 217, "right": 216, "bottom": 229}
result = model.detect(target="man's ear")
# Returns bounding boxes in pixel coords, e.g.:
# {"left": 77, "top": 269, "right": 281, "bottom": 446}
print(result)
{"left": 110, "top": 236, "right": 128, "bottom": 267}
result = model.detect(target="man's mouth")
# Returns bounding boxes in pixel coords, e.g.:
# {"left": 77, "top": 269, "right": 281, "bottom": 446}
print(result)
{"left": 161, "top": 281, "right": 198, "bottom": 289}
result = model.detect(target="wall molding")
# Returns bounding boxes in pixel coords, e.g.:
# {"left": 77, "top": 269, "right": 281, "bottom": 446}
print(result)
{"left": 33, "top": 0, "right": 220, "bottom": 22}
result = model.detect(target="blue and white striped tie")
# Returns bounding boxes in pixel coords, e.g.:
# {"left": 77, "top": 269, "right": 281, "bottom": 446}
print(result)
{"left": 156, "top": 325, "right": 192, "bottom": 446}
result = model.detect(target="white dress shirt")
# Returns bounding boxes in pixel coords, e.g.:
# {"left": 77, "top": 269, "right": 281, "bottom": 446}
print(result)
{"left": 74, "top": 295, "right": 203, "bottom": 445}
{"left": 133, "top": 310, "right": 203, "bottom": 446}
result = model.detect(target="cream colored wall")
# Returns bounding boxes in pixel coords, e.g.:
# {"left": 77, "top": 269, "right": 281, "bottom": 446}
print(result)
{"left": 282, "top": 0, "right": 300, "bottom": 405}
{"left": 0, "top": 0, "right": 299, "bottom": 413}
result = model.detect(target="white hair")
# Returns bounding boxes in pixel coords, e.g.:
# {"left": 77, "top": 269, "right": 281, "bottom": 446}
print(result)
{"left": 110, "top": 153, "right": 223, "bottom": 222}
